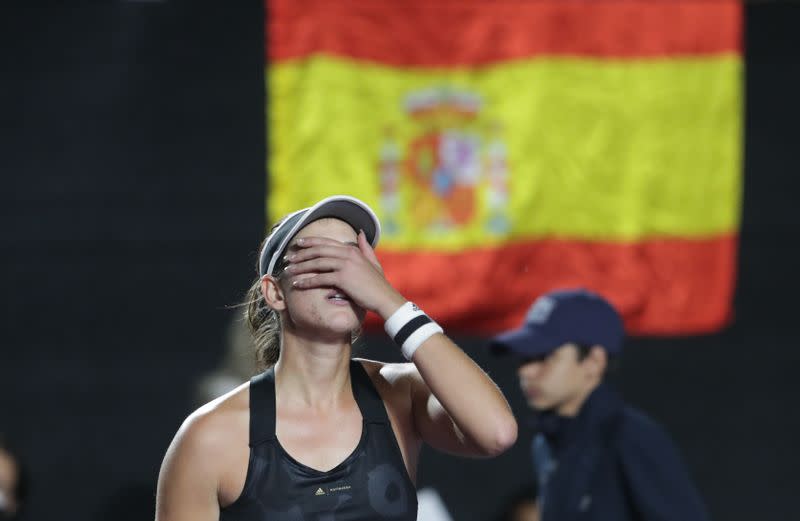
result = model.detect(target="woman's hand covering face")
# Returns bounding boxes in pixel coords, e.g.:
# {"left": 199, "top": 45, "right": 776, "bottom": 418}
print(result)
{"left": 284, "top": 230, "right": 406, "bottom": 319}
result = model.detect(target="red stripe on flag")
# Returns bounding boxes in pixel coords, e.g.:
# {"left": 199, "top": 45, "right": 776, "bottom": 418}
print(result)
{"left": 268, "top": 0, "right": 742, "bottom": 66}
{"left": 367, "top": 235, "right": 737, "bottom": 335}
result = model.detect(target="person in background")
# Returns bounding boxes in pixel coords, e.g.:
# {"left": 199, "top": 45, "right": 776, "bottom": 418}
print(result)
{"left": 0, "top": 434, "right": 28, "bottom": 520}
{"left": 156, "top": 195, "right": 517, "bottom": 520}
{"left": 491, "top": 288, "right": 710, "bottom": 521}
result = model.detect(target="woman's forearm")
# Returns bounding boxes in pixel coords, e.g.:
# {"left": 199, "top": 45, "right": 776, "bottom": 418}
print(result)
{"left": 411, "top": 334, "right": 518, "bottom": 456}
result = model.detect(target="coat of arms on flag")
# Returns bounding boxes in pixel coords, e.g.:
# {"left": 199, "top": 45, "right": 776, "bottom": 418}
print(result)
{"left": 378, "top": 87, "right": 510, "bottom": 237}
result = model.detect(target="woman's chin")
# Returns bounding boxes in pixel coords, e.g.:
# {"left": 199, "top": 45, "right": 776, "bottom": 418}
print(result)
{"left": 315, "top": 316, "right": 363, "bottom": 341}
{"left": 327, "top": 307, "right": 365, "bottom": 330}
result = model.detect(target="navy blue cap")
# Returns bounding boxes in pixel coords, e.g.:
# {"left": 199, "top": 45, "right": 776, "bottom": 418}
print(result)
{"left": 491, "top": 288, "right": 624, "bottom": 358}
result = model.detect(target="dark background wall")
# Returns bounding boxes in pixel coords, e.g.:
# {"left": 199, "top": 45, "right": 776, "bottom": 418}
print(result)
{"left": 2, "top": 3, "right": 798, "bottom": 521}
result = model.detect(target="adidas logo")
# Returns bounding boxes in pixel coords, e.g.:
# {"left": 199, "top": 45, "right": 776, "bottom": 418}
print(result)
{"left": 315, "top": 488, "right": 326, "bottom": 496}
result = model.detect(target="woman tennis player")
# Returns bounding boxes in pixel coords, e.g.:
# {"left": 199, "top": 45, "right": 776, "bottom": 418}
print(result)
{"left": 156, "top": 195, "right": 517, "bottom": 520}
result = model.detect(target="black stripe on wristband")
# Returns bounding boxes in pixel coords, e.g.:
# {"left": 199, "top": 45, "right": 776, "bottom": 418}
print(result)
{"left": 394, "top": 315, "right": 432, "bottom": 347}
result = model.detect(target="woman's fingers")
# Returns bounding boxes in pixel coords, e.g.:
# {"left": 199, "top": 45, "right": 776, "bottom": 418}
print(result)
{"left": 291, "top": 272, "right": 339, "bottom": 289}
{"left": 285, "top": 258, "right": 341, "bottom": 275}
{"left": 288, "top": 244, "right": 352, "bottom": 263}
{"left": 357, "top": 230, "right": 384, "bottom": 272}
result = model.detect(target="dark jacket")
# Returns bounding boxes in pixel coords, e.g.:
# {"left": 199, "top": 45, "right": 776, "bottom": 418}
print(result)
{"left": 533, "top": 384, "right": 710, "bottom": 521}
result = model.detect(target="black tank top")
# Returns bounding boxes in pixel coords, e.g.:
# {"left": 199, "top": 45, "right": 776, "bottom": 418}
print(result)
{"left": 220, "top": 360, "right": 418, "bottom": 521}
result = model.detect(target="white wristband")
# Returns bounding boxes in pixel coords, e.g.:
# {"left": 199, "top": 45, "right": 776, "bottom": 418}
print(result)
{"left": 400, "top": 321, "right": 443, "bottom": 360}
{"left": 384, "top": 301, "right": 443, "bottom": 360}
{"left": 384, "top": 302, "right": 424, "bottom": 338}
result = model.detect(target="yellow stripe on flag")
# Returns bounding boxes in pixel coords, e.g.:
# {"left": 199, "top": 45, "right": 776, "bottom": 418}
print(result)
{"left": 269, "top": 54, "right": 741, "bottom": 251}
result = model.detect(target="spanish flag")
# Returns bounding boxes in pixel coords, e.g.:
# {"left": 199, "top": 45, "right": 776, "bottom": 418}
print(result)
{"left": 266, "top": 0, "right": 743, "bottom": 335}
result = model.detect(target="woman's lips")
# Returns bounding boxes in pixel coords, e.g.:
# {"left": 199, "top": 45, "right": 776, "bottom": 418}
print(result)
{"left": 326, "top": 290, "right": 352, "bottom": 306}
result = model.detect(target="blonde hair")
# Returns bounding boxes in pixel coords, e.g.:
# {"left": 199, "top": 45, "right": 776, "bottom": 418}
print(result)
{"left": 243, "top": 218, "right": 290, "bottom": 371}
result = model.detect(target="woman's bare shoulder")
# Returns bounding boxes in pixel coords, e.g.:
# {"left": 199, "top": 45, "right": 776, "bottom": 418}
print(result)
{"left": 355, "top": 357, "right": 415, "bottom": 382}
{"left": 353, "top": 358, "right": 419, "bottom": 399}
{"left": 157, "top": 381, "right": 253, "bottom": 515}
{"left": 171, "top": 381, "right": 251, "bottom": 460}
